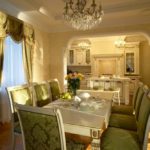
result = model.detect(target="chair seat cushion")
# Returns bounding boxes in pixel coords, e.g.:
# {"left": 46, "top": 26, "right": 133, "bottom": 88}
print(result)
{"left": 37, "top": 98, "right": 51, "bottom": 107}
{"left": 109, "top": 114, "right": 137, "bottom": 131}
{"left": 101, "top": 127, "right": 141, "bottom": 150}
{"left": 112, "top": 105, "right": 133, "bottom": 115}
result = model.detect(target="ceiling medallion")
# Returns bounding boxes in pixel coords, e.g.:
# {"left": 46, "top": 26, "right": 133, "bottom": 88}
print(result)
{"left": 63, "top": 0, "right": 104, "bottom": 30}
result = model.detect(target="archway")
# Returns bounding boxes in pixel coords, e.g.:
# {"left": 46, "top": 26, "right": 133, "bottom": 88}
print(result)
{"left": 63, "top": 33, "right": 150, "bottom": 91}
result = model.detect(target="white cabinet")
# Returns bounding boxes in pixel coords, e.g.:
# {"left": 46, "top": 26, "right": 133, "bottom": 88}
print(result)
{"left": 126, "top": 76, "right": 140, "bottom": 95}
{"left": 67, "top": 48, "right": 91, "bottom": 66}
{"left": 68, "top": 49, "right": 74, "bottom": 65}
{"left": 76, "top": 49, "right": 86, "bottom": 65}
{"left": 124, "top": 42, "right": 139, "bottom": 75}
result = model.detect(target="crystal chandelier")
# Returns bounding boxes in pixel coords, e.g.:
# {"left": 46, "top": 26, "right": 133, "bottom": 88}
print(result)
{"left": 63, "top": 0, "right": 104, "bottom": 30}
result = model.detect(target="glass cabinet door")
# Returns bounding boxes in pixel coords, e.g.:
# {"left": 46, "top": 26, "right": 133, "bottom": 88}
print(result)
{"left": 85, "top": 49, "right": 90, "bottom": 64}
{"left": 75, "top": 49, "right": 85, "bottom": 65}
{"left": 126, "top": 52, "right": 135, "bottom": 73}
{"left": 124, "top": 42, "right": 139, "bottom": 75}
{"left": 69, "top": 50, "right": 74, "bottom": 64}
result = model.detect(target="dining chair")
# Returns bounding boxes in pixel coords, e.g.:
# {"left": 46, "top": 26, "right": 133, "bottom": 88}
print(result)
{"left": 15, "top": 104, "right": 66, "bottom": 150}
{"left": 111, "top": 82, "right": 143, "bottom": 115}
{"left": 48, "top": 79, "right": 61, "bottom": 101}
{"left": 109, "top": 84, "right": 149, "bottom": 131}
{"left": 6, "top": 84, "right": 33, "bottom": 150}
{"left": 32, "top": 82, "right": 52, "bottom": 107}
{"left": 101, "top": 89, "right": 150, "bottom": 150}
{"left": 112, "top": 88, "right": 121, "bottom": 105}
{"left": 15, "top": 104, "right": 87, "bottom": 150}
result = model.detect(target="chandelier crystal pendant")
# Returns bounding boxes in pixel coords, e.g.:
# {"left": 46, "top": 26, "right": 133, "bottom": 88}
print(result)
{"left": 63, "top": 0, "right": 104, "bottom": 30}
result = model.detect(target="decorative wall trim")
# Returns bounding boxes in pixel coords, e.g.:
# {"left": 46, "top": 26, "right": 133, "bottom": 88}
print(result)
{"left": 92, "top": 53, "right": 123, "bottom": 58}
{"left": 91, "top": 53, "right": 124, "bottom": 76}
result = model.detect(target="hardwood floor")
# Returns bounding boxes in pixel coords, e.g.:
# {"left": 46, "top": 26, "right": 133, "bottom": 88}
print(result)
{"left": 0, "top": 123, "right": 11, "bottom": 150}
{"left": 0, "top": 123, "right": 23, "bottom": 150}
{"left": 0, "top": 123, "right": 91, "bottom": 150}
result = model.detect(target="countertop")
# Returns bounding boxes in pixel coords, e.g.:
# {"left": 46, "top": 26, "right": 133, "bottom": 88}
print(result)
{"left": 86, "top": 76, "right": 131, "bottom": 81}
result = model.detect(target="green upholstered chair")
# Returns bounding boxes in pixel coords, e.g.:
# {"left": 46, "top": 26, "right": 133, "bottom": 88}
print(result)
{"left": 109, "top": 85, "right": 148, "bottom": 131}
{"left": 15, "top": 104, "right": 87, "bottom": 150}
{"left": 111, "top": 82, "right": 143, "bottom": 115}
{"left": 48, "top": 79, "right": 61, "bottom": 101}
{"left": 6, "top": 84, "right": 33, "bottom": 150}
{"left": 101, "top": 90, "right": 150, "bottom": 150}
{"left": 33, "top": 82, "right": 52, "bottom": 107}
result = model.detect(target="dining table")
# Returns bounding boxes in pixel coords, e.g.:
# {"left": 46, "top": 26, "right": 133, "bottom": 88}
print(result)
{"left": 44, "top": 97, "right": 112, "bottom": 150}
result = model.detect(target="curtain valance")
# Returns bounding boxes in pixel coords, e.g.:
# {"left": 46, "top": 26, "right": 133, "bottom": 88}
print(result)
{"left": 0, "top": 11, "right": 35, "bottom": 83}
{"left": 0, "top": 11, "right": 7, "bottom": 38}
{"left": 6, "top": 16, "right": 23, "bottom": 42}
{"left": 0, "top": 11, "right": 35, "bottom": 43}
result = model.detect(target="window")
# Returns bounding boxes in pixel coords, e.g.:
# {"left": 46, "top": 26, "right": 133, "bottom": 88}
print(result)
{"left": 0, "top": 36, "right": 26, "bottom": 123}
{"left": 2, "top": 36, "right": 26, "bottom": 86}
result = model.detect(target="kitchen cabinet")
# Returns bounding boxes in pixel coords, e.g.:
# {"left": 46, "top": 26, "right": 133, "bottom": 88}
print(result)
{"left": 67, "top": 48, "right": 91, "bottom": 66}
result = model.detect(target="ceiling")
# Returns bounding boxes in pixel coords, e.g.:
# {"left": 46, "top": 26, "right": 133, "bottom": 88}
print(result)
{"left": 0, "top": 0, "right": 150, "bottom": 33}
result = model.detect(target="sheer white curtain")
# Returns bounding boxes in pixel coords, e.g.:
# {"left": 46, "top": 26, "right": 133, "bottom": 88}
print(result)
{"left": 0, "top": 36, "right": 26, "bottom": 123}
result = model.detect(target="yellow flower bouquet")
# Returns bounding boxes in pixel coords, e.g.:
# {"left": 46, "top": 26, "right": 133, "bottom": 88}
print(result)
{"left": 65, "top": 71, "right": 84, "bottom": 95}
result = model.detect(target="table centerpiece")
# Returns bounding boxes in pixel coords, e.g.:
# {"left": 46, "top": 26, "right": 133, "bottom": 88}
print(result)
{"left": 65, "top": 71, "right": 84, "bottom": 95}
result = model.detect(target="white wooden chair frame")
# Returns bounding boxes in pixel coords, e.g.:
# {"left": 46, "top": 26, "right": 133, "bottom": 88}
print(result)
{"left": 6, "top": 84, "right": 33, "bottom": 150}
{"left": 15, "top": 104, "right": 67, "bottom": 150}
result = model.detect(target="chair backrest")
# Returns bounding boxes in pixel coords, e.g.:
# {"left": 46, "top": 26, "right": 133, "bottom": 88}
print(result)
{"left": 136, "top": 90, "right": 150, "bottom": 150}
{"left": 6, "top": 84, "right": 34, "bottom": 145}
{"left": 32, "top": 82, "right": 52, "bottom": 107}
{"left": 6, "top": 84, "right": 33, "bottom": 115}
{"left": 135, "top": 85, "right": 148, "bottom": 121}
{"left": 15, "top": 104, "right": 66, "bottom": 150}
{"left": 132, "top": 82, "right": 143, "bottom": 109}
{"left": 48, "top": 79, "right": 61, "bottom": 101}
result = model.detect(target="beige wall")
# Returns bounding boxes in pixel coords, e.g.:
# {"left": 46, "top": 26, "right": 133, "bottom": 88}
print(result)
{"left": 32, "top": 27, "right": 51, "bottom": 82}
{"left": 32, "top": 24, "right": 150, "bottom": 90}
{"left": 140, "top": 41, "right": 150, "bottom": 87}
{"left": 90, "top": 40, "right": 125, "bottom": 76}
{"left": 91, "top": 40, "right": 122, "bottom": 55}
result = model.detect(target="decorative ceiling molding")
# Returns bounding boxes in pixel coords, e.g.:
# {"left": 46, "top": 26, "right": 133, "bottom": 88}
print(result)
{"left": 0, "top": 0, "right": 150, "bottom": 33}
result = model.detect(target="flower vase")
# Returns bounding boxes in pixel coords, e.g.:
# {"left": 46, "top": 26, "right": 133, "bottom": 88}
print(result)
{"left": 68, "top": 78, "right": 80, "bottom": 96}
{"left": 72, "top": 87, "right": 77, "bottom": 96}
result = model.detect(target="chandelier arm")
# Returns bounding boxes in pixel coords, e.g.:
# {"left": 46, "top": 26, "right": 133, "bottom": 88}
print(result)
{"left": 64, "top": 2, "right": 70, "bottom": 15}
{"left": 81, "top": 0, "right": 86, "bottom": 7}
{"left": 89, "top": 0, "right": 97, "bottom": 15}
{"left": 76, "top": 0, "right": 80, "bottom": 10}
{"left": 69, "top": 0, "right": 73, "bottom": 9}
{"left": 91, "top": 0, "right": 96, "bottom": 8}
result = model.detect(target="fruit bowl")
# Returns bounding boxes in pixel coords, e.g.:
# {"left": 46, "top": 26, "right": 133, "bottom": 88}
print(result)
{"left": 60, "top": 92, "right": 73, "bottom": 100}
